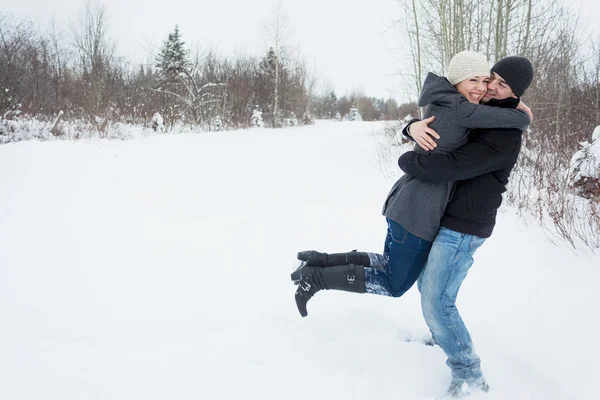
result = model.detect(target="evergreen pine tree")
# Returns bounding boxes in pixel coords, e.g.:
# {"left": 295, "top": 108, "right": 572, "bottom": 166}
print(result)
{"left": 154, "top": 25, "right": 192, "bottom": 125}
{"left": 156, "top": 25, "right": 190, "bottom": 82}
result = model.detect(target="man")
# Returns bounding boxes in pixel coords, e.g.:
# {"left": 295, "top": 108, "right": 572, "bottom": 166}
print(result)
{"left": 398, "top": 56, "right": 534, "bottom": 398}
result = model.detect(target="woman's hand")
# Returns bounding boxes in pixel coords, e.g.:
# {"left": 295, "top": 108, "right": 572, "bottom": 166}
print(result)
{"left": 408, "top": 116, "right": 439, "bottom": 151}
{"left": 517, "top": 101, "right": 533, "bottom": 122}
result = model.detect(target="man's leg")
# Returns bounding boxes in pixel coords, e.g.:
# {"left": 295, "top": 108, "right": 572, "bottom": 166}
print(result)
{"left": 419, "top": 227, "right": 487, "bottom": 395}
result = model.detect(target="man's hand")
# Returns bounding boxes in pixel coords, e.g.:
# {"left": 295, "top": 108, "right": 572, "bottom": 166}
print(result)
{"left": 407, "top": 116, "right": 439, "bottom": 151}
{"left": 517, "top": 101, "right": 533, "bottom": 122}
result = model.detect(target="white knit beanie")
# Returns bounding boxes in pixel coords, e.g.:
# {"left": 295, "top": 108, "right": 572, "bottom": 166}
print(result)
{"left": 447, "top": 51, "right": 490, "bottom": 86}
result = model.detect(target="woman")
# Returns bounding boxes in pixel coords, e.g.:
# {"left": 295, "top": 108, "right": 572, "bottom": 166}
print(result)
{"left": 291, "top": 51, "right": 531, "bottom": 317}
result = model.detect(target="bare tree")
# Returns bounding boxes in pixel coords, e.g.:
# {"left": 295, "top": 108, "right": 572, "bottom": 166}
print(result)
{"left": 70, "top": 0, "right": 115, "bottom": 116}
{"left": 48, "top": 17, "right": 70, "bottom": 110}
{"left": 398, "top": 0, "right": 548, "bottom": 83}
{"left": 262, "top": 0, "right": 291, "bottom": 127}
{"left": 0, "top": 15, "right": 35, "bottom": 116}
{"left": 303, "top": 59, "right": 319, "bottom": 123}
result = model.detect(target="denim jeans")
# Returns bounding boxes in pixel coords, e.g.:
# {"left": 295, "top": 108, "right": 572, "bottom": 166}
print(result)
{"left": 418, "top": 227, "right": 487, "bottom": 383}
{"left": 363, "top": 218, "right": 432, "bottom": 297}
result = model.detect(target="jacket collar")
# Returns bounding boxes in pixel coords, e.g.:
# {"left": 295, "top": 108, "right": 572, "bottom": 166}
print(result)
{"left": 484, "top": 97, "right": 520, "bottom": 109}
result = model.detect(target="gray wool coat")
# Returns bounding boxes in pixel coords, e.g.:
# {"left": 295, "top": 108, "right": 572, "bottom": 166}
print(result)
{"left": 382, "top": 72, "right": 530, "bottom": 241}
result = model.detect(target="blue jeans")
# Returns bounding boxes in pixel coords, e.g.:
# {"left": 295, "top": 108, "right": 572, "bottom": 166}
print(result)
{"left": 418, "top": 227, "right": 487, "bottom": 383}
{"left": 364, "top": 218, "right": 432, "bottom": 297}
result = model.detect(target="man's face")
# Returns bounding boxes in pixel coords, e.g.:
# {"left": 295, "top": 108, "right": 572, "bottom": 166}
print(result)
{"left": 481, "top": 72, "right": 517, "bottom": 103}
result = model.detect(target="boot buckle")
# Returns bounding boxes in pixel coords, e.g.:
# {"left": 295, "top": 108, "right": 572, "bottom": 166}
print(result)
{"left": 347, "top": 274, "right": 356, "bottom": 284}
{"left": 300, "top": 280, "right": 312, "bottom": 292}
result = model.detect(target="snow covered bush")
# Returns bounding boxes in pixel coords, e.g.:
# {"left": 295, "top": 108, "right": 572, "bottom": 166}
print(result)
{"left": 302, "top": 111, "right": 315, "bottom": 125}
{"left": 569, "top": 126, "right": 600, "bottom": 200}
{"left": 401, "top": 114, "right": 414, "bottom": 124}
{"left": 282, "top": 112, "right": 298, "bottom": 127}
{"left": 0, "top": 115, "right": 142, "bottom": 144}
{"left": 504, "top": 125, "right": 600, "bottom": 249}
{"left": 0, "top": 115, "right": 50, "bottom": 144}
{"left": 152, "top": 112, "right": 165, "bottom": 132}
{"left": 375, "top": 114, "right": 415, "bottom": 151}
{"left": 344, "top": 106, "right": 362, "bottom": 122}
{"left": 251, "top": 107, "right": 264, "bottom": 128}
{"left": 213, "top": 115, "right": 223, "bottom": 131}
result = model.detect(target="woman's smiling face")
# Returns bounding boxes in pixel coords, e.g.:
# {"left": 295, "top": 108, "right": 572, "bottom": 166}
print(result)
{"left": 455, "top": 76, "right": 490, "bottom": 104}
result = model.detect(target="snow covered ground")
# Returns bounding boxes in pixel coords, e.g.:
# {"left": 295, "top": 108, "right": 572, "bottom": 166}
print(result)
{"left": 1, "top": 121, "right": 598, "bottom": 399}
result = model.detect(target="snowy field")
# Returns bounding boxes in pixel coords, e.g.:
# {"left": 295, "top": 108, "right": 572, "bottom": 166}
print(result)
{"left": 1, "top": 120, "right": 598, "bottom": 399}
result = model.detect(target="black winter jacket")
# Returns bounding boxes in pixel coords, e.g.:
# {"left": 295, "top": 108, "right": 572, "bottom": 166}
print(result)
{"left": 398, "top": 97, "right": 524, "bottom": 238}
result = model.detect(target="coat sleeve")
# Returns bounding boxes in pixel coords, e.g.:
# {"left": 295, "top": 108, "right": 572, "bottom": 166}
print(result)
{"left": 397, "top": 135, "right": 519, "bottom": 182}
{"left": 456, "top": 99, "right": 530, "bottom": 130}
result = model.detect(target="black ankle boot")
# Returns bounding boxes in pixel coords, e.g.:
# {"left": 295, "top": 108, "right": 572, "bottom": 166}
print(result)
{"left": 296, "top": 250, "right": 371, "bottom": 267}
{"left": 291, "top": 264, "right": 366, "bottom": 317}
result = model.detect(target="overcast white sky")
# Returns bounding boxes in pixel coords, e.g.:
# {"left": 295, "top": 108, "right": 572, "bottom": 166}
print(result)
{"left": 1, "top": 0, "right": 598, "bottom": 102}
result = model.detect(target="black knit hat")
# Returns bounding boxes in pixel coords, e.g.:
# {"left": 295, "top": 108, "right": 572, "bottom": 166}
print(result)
{"left": 490, "top": 56, "right": 533, "bottom": 98}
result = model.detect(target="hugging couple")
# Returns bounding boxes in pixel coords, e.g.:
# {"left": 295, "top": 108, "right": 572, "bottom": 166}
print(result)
{"left": 291, "top": 50, "right": 534, "bottom": 398}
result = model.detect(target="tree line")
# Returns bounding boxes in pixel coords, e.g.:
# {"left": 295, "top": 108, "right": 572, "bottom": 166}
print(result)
{"left": 0, "top": 2, "right": 404, "bottom": 131}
